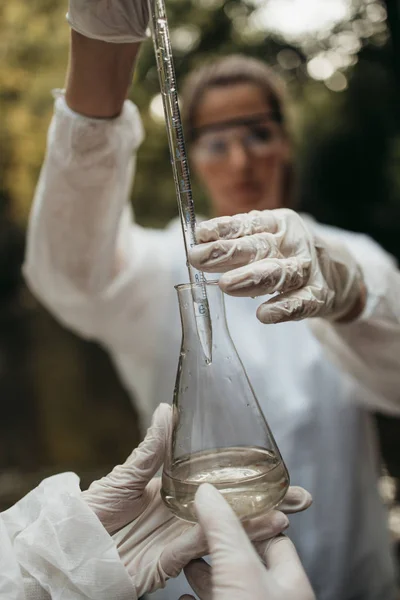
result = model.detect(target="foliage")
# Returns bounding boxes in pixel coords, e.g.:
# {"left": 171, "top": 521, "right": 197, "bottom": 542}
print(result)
{"left": 0, "top": 2, "right": 69, "bottom": 221}
{"left": 1, "top": 0, "right": 400, "bottom": 505}
{"left": 2, "top": 0, "right": 400, "bottom": 244}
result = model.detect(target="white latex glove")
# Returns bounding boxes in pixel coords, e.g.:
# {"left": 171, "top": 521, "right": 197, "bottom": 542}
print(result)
{"left": 82, "top": 403, "right": 202, "bottom": 598}
{"left": 190, "top": 209, "right": 365, "bottom": 324}
{"left": 83, "top": 404, "right": 309, "bottom": 598}
{"left": 67, "top": 0, "right": 149, "bottom": 43}
{"left": 179, "top": 484, "right": 316, "bottom": 600}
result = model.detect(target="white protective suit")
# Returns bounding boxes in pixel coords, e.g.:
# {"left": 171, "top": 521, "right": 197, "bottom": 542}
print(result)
{"left": 24, "top": 95, "right": 400, "bottom": 600}
{"left": 0, "top": 473, "right": 135, "bottom": 600}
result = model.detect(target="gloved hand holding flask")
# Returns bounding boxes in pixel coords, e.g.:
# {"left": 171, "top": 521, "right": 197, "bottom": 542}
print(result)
{"left": 180, "top": 484, "right": 315, "bottom": 600}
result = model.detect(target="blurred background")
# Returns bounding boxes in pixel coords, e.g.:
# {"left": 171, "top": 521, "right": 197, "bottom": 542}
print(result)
{"left": 0, "top": 0, "right": 399, "bottom": 554}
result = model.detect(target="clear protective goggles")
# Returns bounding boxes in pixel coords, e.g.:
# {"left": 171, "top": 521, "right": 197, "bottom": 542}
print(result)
{"left": 190, "top": 112, "right": 283, "bottom": 164}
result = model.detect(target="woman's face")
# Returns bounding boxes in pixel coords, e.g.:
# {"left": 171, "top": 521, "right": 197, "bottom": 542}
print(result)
{"left": 190, "top": 83, "right": 290, "bottom": 217}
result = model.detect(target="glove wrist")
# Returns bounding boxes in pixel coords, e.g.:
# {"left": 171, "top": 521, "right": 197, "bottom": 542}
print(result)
{"left": 67, "top": 14, "right": 148, "bottom": 44}
{"left": 66, "top": 1, "right": 150, "bottom": 44}
{"left": 316, "top": 235, "right": 366, "bottom": 323}
{"left": 333, "top": 279, "right": 367, "bottom": 323}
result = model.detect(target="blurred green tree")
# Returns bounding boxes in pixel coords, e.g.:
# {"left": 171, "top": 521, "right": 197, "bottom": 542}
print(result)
{"left": 2, "top": 0, "right": 398, "bottom": 238}
{"left": 1, "top": 0, "right": 400, "bottom": 506}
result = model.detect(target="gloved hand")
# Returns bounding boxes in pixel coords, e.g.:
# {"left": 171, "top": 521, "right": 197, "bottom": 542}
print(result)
{"left": 83, "top": 404, "right": 311, "bottom": 598}
{"left": 67, "top": 0, "right": 150, "bottom": 43}
{"left": 179, "top": 484, "right": 316, "bottom": 600}
{"left": 190, "top": 209, "right": 365, "bottom": 324}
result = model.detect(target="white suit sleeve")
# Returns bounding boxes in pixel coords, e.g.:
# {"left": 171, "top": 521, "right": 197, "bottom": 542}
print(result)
{"left": 23, "top": 94, "right": 172, "bottom": 357}
{"left": 309, "top": 231, "right": 400, "bottom": 415}
{"left": 0, "top": 473, "right": 136, "bottom": 600}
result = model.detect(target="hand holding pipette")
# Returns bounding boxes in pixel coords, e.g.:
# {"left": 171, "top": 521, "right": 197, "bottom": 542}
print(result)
{"left": 148, "top": 0, "right": 213, "bottom": 361}
{"left": 70, "top": 0, "right": 213, "bottom": 362}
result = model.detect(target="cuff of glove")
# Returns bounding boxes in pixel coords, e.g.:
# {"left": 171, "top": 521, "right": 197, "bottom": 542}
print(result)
{"left": 337, "top": 256, "right": 391, "bottom": 325}
{"left": 66, "top": 12, "right": 149, "bottom": 44}
{"left": 353, "top": 282, "right": 377, "bottom": 322}
{"left": 1, "top": 473, "right": 136, "bottom": 600}
{"left": 51, "top": 89, "right": 145, "bottom": 161}
{"left": 333, "top": 280, "right": 367, "bottom": 324}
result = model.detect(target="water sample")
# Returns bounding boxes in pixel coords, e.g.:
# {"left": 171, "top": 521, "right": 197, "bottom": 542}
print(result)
{"left": 161, "top": 282, "right": 290, "bottom": 522}
{"left": 162, "top": 446, "right": 289, "bottom": 522}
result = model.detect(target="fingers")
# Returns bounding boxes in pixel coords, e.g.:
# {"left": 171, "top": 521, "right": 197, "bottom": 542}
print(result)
{"left": 120, "top": 403, "right": 172, "bottom": 484}
{"left": 241, "top": 509, "right": 289, "bottom": 541}
{"left": 218, "top": 256, "right": 311, "bottom": 297}
{"left": 194, "top": 485, "right": 288, "bottom": 596}
{"left": 82, "top": 403, "right": 172, "bottom": 532}
{"left": 184, "top": 559, "right": 212, "bottom": 600}
{"left": 195, "top": 210, "right": 280, "bottom": 243}
{"left": 255, "top": 535, "right": 315, "bottom": 598}
{"left": 185, "top": 487, "right": 310, "bottom": 600}
{"left": 189, "top": 232, "right": 284, "bottom": 273}
{"left": 256, "top": 285, "right": 326, "bottom": 324}
{"left": 259, "top": 535, "right": 301, "bottom": 569}
{"left": 194, "top": 484, "right": 269, "bottom": 563}
{"left": 159, "top": 524, "right": 207, "bottom": 580}
{"left": 190, "top": 211, "right": 313, "bottom": 286}
{"left": 110, "top": 402, "right": 172, "bottom": 486}
{"left": 183, "top": 488, "right": 312, "bottom": 600}
{"left": 278, "top": 486, "right": 313, "bottom": 514}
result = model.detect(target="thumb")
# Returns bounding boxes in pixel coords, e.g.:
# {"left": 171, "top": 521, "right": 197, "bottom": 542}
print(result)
{"left": 83, "top": 403, "right": 172, "bottom": 532}
{"left": 116, "top": 403, "right": 172, "bottom": 487}
{"left": 194, "top": 483, "right": 260, "bottom": 566}
{"left": 256, "top": 534, "right": 301, "bottom": 569}
{"left": 255, "top": 535, "right": 314, "bottom": 597}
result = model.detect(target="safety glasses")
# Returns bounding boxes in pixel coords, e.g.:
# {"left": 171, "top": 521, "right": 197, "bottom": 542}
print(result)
{"left": 191, "top": 116, "right": 283, "bottom": 164}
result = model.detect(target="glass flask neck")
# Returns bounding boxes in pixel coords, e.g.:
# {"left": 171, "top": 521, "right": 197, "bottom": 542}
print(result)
{"left": 176, "top": 282, "right": 230, "bottom": 353}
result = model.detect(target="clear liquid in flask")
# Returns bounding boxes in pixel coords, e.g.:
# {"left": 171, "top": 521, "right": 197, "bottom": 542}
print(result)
{"left": 161, "top": 283, "right": 290, "bottom": 523}
{"left": 161, "top": 446, "right": 289, "bottom": 522}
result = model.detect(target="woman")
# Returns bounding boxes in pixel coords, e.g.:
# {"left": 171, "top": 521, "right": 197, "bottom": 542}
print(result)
{"left": 24, "top": 2, "right": 400, "bottom": 599}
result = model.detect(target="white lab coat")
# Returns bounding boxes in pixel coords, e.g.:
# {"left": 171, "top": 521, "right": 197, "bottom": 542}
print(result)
{"left": 23, "top": 96, "right": 400, "bottom": 600}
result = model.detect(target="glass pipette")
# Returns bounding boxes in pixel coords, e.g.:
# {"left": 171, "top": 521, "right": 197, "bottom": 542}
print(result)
{"left": 148, "top": 0, "right": 213, "bottom": 362}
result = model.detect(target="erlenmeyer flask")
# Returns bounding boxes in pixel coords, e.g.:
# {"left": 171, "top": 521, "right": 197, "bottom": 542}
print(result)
{"left": 161, "top": 281, "right": 289, "bottom": 522}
